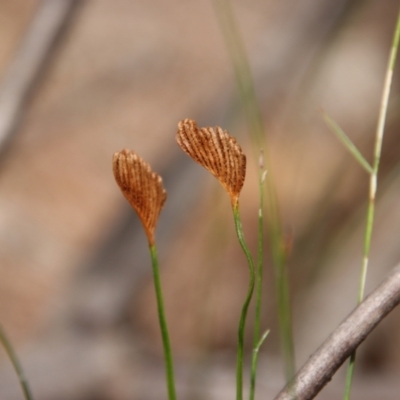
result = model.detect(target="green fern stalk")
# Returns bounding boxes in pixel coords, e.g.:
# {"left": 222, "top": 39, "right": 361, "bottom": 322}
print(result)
{"left": 232, "top": 204, "right": 256, "bottom": 400}
{"left": 149, "top": 244, "right": 177, "bottom": 400}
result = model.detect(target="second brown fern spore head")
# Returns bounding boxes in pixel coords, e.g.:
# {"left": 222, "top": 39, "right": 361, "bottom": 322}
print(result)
{"left": 176, "top": 119, "right": 246, "bottom": 207}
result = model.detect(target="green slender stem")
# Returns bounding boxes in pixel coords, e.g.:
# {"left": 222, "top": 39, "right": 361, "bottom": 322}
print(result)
{"left": 253, "top": 169, "right": 265, "bottom": 346}
{"left": 0, "top": 323, "right": 33, "bottom": 400}
{"left": 250, "top": 329, "right": 270, "bottom": 399}
{"left": 249, "top": 162, "right": 266, "bottom": 400}
{"left": 343, "top": 351, "right": 356, "bottom": 400}
{"left": 322, "top": 111, "right": 373, "bottom": 174}
{"left": 213, "top": 0, "right": 296, "bottom": 382}
{"left": 343, "top": 7, "right": 400, "bottom": 400}
{"left": 149, "top": 244, "right": 177, "bottom": 400}
{"left": 233, "top": 205, "right": 256, "bottom": 400}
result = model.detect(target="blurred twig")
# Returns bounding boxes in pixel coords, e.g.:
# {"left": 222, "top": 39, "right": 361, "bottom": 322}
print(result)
{"left": 0, "top": 1, "right": 79, "bottom": 398}
{"left": 273, "top": 263, "right": 400, "bottom": 400}
{"left": 0, "top": 0, "right": 80, "bottom": 156}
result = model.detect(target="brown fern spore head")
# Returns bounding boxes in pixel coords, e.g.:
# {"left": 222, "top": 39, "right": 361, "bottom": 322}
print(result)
{"left": 112, "top": 149, "right": 167, "bottom": 245}
{"left": 176, "top": 119, "right": 246, "bottom": 207}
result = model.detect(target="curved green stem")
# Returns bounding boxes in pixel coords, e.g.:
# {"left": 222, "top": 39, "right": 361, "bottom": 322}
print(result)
{"left": 0, "top": 323, "right": 33, "bottom": 400}
{"left": 233, "top": 205, "right": 256, "bottom": 400}
{"left": 149, "top": 244, "right": 177, "bottom": 400}
{"left": 213, "top": 0, "right": 296, "bottom": 382}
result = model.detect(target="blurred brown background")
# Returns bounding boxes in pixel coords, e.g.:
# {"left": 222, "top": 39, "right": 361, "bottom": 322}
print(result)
{"left": 0, "top": 1, "right": 400, "bottom": 399}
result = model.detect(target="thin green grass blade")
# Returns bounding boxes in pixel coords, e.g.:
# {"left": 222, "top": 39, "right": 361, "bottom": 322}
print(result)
{"left": 250, "top": 329, "right": 270, "bottom": 400}
{"left": 255, "top": 329, "right": 270, "bottom": 353}
{"left": 343, "top": 6, "right": 400, "bottom": 400}
{"left": 322, "top": 111, "right": 373, "bottom": 174}
{"left": 0, "top": 323, "right": 34, "bottom": 400}
{"left": 249, "top": 152, "right": 267, "bottom": 400}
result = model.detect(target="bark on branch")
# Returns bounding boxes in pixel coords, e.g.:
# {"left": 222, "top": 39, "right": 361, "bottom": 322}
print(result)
{"left": 274, "top": 263, "right": 400, "bottom": 400}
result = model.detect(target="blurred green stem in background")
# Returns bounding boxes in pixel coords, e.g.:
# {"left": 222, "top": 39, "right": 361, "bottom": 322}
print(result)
{"left": 0, "top": 323, "right": 34, "bottom": 400}
{"left": 213, "top": 0, "right": 296, "bottom": 383}
{"left": 250, "top": 156, "right": 267, "bottom": 400}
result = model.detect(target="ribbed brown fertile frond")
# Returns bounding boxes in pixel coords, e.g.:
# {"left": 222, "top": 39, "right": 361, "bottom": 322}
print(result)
{"left": 113, "top": 149, "right": 167, "bottom": 245}
{"left": 176, "top": 119, "right": 246, "bottom": 207}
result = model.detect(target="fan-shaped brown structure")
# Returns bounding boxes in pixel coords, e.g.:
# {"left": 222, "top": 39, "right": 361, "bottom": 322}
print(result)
{"left": 113, "top": 149, "right": 167, "bottom": 245}
{"left": 176, "top": 119, "right": 246, "bottom": 207}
